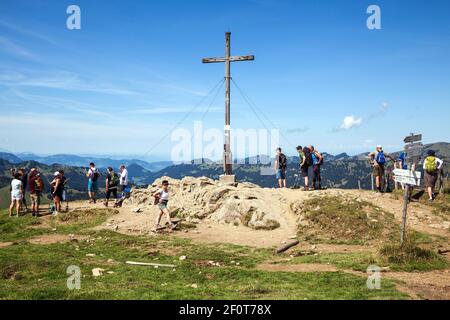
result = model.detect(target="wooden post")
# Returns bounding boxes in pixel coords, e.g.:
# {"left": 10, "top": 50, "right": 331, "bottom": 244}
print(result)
{"left": 399, "top": 133, "right": 423, "bottom": 246}
{"left": 203, "top": 32, "right": 254, "bottom": 177}
{"left": 400, "top": 184, "right": 409, "bottom": 246}
{"left": 358, "top": 180, "right": 361, "bottom": 190}
{"left": 224, "top": 32, "right": 232, "bottom": 175}
{"left": 371, "top": 174, "right": 374, "bottom": 191}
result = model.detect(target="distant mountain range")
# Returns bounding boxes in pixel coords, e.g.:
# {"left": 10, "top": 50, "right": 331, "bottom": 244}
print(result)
{"left": 0, "top": 142, "right": 448, "bottom": 208}
{"left": 0, "top": 152, "right": 172, "bottom": 172}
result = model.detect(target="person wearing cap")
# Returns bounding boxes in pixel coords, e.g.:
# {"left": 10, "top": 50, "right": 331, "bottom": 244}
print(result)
{"left": 50, "top": 171, "right": 63, "bottom": 216}
{"left": 368, "top": 145, "right": 395, "bottom": 193}
{"left": 423, "top": 150, "right": 444, "bottom": 202}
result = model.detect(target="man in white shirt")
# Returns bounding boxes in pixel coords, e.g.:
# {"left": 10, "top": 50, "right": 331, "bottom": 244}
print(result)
{"left": 119, "top": 165, "right": 128, "bottom": 192}
{"left": 423, "top": 150, "right": 444, "bottom": 202}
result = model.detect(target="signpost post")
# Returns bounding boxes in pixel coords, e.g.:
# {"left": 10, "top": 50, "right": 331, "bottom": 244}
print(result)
{"left": 397, "top": 133, "right": 423, "bottom": 245}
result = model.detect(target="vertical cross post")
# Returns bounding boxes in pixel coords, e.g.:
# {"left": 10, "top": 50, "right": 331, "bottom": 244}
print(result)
{"left": 224, "top": 32, "right": 232, "bottom": 175}
{"left": 203, "top": 32, "right": 254, "bottom": 178}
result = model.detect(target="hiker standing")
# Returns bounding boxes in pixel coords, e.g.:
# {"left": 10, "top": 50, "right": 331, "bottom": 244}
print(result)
{"left": 368, "top": 145, "right": 395, "bottom": 193}
{"left": 18, "top": 168, "right": 28, "bottom": 211}
{"left": 119, "top": 165, "right": 128, "bottom": 192}
{"left": 28, "top": 168, "right": 43, "bottom": 217}
{"left": 301, "top": 146, "right": 313, "bottom": 191}
{"left": 153, "top": 180, "right": 176, "bottom": 232}
{"left": 51, "top": 172, "right": 63, "bottom": 216}
{"left": 59, "top": 170, "right": 69, "bottom": 212}
{"left": 87, "top": 162, "right": 99, "bottom": 204}
{"left": 423, "top": 150, "right": 444, "bottom": 202}
{"left": 9, "top": 172, "right": 23, "bottom": 217}
{"left": 309, "top": 145, "right": 324, "bottom": 190}
{"left": 104, "top": 167, "right": 119, "bottom": 207}
{"left": 274, "top": 148, "right": 287, "bottom": 188}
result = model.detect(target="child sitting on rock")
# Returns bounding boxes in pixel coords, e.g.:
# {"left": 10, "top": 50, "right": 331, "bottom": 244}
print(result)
{"left": 152, "top": 180, "right": 176, "bottom": 232}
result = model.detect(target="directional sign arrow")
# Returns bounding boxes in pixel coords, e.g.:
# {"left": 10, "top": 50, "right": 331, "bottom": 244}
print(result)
{"left": 404, "top": 134, "right": 422, "bottom": 144}
{"left": 393, "top": 169, "right": 422, "bottom": 179}
{"left": 394, "top": 175, "right": 421, "bottom": 186}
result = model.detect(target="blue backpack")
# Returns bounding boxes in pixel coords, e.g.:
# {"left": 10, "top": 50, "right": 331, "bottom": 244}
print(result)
{"left": 376, "top": 151, "right": 386, "bottom": 165}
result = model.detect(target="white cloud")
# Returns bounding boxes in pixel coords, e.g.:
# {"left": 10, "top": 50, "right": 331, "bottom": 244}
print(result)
{"left": 340, "top": 116, "right": 362, "bottom": 130}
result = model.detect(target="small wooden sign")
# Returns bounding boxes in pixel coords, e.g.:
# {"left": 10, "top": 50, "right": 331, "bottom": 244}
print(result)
{"left": 404, "top": 134, "right": 422, "bottom": 144}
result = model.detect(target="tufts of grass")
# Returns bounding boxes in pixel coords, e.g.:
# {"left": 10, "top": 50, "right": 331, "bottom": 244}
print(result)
{"left": 0, "top": 229, "right": 407, "bottom": 300}
{"left": 378, "top": 237, "right": 448, "bottom": 272}
{"left": 297, "top": 196, "right": 397, "bottom": 245}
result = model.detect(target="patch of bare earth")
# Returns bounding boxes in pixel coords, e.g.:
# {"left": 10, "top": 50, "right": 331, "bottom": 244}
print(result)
{"left": 0, "top": 242, "right": 13, "bottom": 249}
{"left": 28, "top": 234, "right": 88, "bottom": 245}
{"left": 257, "top": 263, "right": 338, "bottom": 273}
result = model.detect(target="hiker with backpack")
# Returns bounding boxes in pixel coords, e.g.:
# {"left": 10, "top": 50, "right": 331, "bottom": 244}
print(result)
{"left": 104, "top": 167, "right": 119, "bottom": 207}
{"left": 28, "top": 168, "right": 44, "bottom": 217}
{"left": 309, "top": 145, "right": 324, "bottom": 190}
{"left": 423, "top": 150, "right": 444, "bottom": 202}
{"left": 87, "top": 162, "right": 99, "bottom": 204}
{"left": 368, "top": 145, "right": 395, "bottom": 193}
{"left": 274, "top": 148, "right": 287, "bottom": 188}
{"left": 300, "top": 146, "right": 313, "bottom": 191}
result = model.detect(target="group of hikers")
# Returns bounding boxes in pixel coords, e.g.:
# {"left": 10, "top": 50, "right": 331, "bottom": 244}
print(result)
{"left": 368, "top": 145, "right": 444, "bottom": 202}
{"left": 9, "top": 168, "right": 68, "bottom": 218}
{"left": 85, "top": 163, "right": 130, "bottom": 208}
{"left": 273, "top": 144, "right": 445, "bottom": 202}
{"left": 8, "top": 163, "right": 131, "bottom": 218}
{"left": 274, "top": 146, "right": 323, "bottom": 191}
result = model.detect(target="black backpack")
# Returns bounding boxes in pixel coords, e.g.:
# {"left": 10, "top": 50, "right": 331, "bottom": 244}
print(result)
{"left": 304, "top": 148, "right": 313, "bottom": 166}
{"left": 92, "top": 171, "right": 99, "bottom": 182}
{"left": 279, "top": 153, "right": 287, "bottom": 170}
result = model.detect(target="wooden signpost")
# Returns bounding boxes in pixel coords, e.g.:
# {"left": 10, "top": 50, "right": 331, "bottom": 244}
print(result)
{"left": 397, "top": 133, "right": 423, "bottom": 245}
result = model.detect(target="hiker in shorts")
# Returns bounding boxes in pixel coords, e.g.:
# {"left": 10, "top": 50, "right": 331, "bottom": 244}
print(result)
{"left": 18, "top": 168, "right": 28, "bottom": 212}
{"left": 309, "top": 146, "right": 324, "bottom": 190}
{"left": 152, "top": 180, "right": 176, "bottom": 232}
{"left": 104, "top": 167, "right": 119, "bottom": 207}
{"left": 28, "top": 168, "right": 43, "bottom": 217}
{"left": 368, "top": 145, "right": 395, "bottom": 193}
{"left": 300, "top": 146, "right": 313, "bottom": 191}
{"left": 119, "top": 165, "right": 128, "bottom": 192}
{"left": 51, "top": 171, "right": 63, "bottom": 216}
{"left": 9, "top": 172, "right": 23, "bottom": 217}
{"left": 423, "top": 150, "right": 444, "bottom": 202}
{"left": 87, "top": 163, "right": 99, "bottom": 204}
{"left": 274, "top": 148, "right": 287, "bottom": 188}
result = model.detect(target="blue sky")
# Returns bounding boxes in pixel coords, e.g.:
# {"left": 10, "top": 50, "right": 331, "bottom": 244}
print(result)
{"left": 0, "top": 0, "right": 449, "bottom": 160}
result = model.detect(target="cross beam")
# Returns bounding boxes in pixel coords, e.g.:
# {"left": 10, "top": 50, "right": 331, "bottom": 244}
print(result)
{"left": 202, "top": 32, "right": 254, "bottom": 176}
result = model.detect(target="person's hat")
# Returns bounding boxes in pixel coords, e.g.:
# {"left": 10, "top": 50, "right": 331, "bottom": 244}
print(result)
{"left": 377, "top": 145, "right": 382, "bottom": 149}
{"left": 54, "top": 171, "right": 60, "bottom": 176}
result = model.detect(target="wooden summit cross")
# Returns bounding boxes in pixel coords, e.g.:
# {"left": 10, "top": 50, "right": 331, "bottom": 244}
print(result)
{"left": 203, "top": 32, "right": 254, "bottom": 180}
